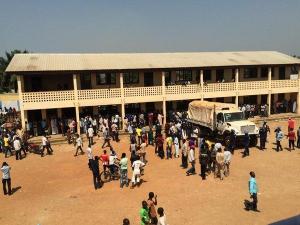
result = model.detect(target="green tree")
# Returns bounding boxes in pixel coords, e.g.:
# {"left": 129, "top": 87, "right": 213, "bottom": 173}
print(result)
{"left": 0, "top": 49, "right": 28, "bottom": 93}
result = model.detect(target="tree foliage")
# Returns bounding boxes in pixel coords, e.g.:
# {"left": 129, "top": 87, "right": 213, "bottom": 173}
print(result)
{"left": 0, "top": 50, "right": 28, "bottom": 93}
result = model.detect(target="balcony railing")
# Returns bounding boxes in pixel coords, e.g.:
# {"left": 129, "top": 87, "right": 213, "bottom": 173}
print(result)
{"left": 124, "top": 86, "right": 162, "bottom": 97}
{"left": 271, "top": 79, "right": 298, "bottom": 88}
{"left": 22, "top": 90, "right": 75, "bottom": 103}
{"left": 21, "top": 79, "right": 299, "bottom": 107}
{"left": 78, "top": 88, "right": 121, "bottom": 100}
{"left": 166, "top": 84, "right": 199, "bottom": 95}
{"left": 203, "top": 82, "right": 236, "bottom": 92}
{"left": 238, "top": 81, "right": 268, "bottom": 90}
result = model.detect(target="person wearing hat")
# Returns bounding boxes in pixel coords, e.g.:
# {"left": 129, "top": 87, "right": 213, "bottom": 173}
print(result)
{"left": 275, "top": 127, "right": 283, "bottom": 152}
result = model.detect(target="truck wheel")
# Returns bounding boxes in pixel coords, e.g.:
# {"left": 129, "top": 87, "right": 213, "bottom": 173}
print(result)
{"left": 250, "top": 136, "right": 258, "bottom": 147}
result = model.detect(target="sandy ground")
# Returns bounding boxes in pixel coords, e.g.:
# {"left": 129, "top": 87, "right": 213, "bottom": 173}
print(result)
{"left": 0, "top": 119, "right": 300, "bottom": 225}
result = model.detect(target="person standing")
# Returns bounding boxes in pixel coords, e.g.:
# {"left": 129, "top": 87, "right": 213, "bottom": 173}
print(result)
{"left": 288, "top": 117, "right": 295, "bottom": 131}
{"left": 275, "top": 127, "right": 283, "bottom": 152}
{"left": 90, "top": 156, "right": 102, "bottom": 190}
{"left": 87, "top": 125, "right": 94, "bottom": 146}
{"left": 136, "top": 126, "right": 142, "bottom": 145}
{"left": 248, "top": 171, "right": 259, "bottom": 211}
{"left": 140, "top": 201, "right": 150, "bottom": 225}
{"left": 148, "top": 128, "right": 154, "bottom": 146}
{"left": 74, "top": 134, "right": 84, "bottom": 156}
{"left": 101, "top": 128, "right": 111, "bottom": 148}
{"left": 13, "top": 137, "right": 22, "bottom": 160}
{"left": 157, "top": 207, "right": 168, "bottom": 225}
{"left": 86, "top": 144, "right": 93, "bottom": 170}
{"left": 228, "top": 130, "right": 236, "bottom": 154}
{"left": 287, "top": 128, "right": 296, "bottom": 151}
{"left": 186, "top": 146, "right": 196, "bottom": 176}
{"left": 100, "top": 150, "right": 109, "bottom": 171}
{"left": 156, "top": 134, "right": 164, "bottom": 159}
{"left": 259, "top": 126, "right": 267, "bottom": 150}
{"left": 174, "top": 135, "right": 179, "bottom": 158}
{"left": 297, "top": 126, "right": 300, "bottom": 148}
{"left": 215, "top": 147, "right": 225, "bottom": 180}
{"left": 147, "top": 192, "right": 158, "bottom": 225}
{"left": 199, "top": 143, "right": 209, "bottom": 180}
{"left": 131, "top": 156, "right": 145, "bottom": 188}
{"left": 3, "top": 134, "right": 12, "bottom": 158}
{"left": 1, "top": 162, "right": 11, "bottom": 195}
{"left": 41, "top": 134, "right": 52, "bottom": 157}
{"left": 181, "top": 139, "right": 188, "bottom": 168}
{"left": 119, "top": 153, "right": 129, "bottom": 188}
{"left": 224, "top": 148, "right": 232, "bottom": 177}
{"left": 243, "top": 132, "right": 250, "bottom": 157}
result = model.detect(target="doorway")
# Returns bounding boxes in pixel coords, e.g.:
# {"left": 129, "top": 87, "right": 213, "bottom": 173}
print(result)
{"left": 144, "top": 72, "right": 154, "bottom": 86}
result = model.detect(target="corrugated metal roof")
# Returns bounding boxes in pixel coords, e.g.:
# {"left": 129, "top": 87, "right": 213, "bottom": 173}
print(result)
{"left": 5, "top": 51, "right": 300, "bottom": 73}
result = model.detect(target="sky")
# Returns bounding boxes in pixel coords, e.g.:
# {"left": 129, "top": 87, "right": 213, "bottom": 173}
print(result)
{"left": 0, "top": 0, "right": 300, "bottom": 56}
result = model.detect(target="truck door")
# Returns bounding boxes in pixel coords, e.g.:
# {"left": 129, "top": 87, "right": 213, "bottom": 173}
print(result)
{"left": 216, "top": 113, "right": 225, "bottom": 134}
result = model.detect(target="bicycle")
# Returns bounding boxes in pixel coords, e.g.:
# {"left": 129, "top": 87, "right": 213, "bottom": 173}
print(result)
{"left": 100, "top": 164, "right": 120, "bottom": 183}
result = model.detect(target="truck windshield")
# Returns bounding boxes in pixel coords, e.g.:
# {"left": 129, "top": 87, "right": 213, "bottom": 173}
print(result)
{"left": 224, "top": 112, "right": 244, "bottom": 122}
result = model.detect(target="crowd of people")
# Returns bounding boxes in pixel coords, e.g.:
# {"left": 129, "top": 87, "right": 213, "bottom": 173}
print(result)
{"left": 2, "top": 107, "right": 300, "bottom": 224}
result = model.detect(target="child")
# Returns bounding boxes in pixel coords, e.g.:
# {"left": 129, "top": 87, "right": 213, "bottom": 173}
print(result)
{"left": 157, "top": 207, "right": 168, "bottom": 225}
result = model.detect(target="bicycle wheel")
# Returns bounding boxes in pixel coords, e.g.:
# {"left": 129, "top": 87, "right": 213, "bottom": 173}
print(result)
{"left": 100, "top": 170, "right": 111, "bottom": 183}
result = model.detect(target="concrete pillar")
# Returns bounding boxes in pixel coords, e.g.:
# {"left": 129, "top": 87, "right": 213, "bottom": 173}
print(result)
{"left": 57, "top": 108, "right": 62, "bottom": 118}
{"left": 268, "top": 67, "right": 272, "bottom": 115}
{"left": 120, "top": 73, "right": 125, "bottom": 130}
{"left": 163, "top": 100, "right": 166, "bottom": 125}
{"left": 75, "top": 105, "right": 80, "bottom": 134}
{"left": 162, "top": 72, "right": 166, "bottom": 125}
{"left": 297, "top": 68, "right": 300, "bottom": 114}
{"left": 73, "top": 74, "right": 80, "bottom": 134}
{"left": 200, "top": 70, "right": 204, "bottom": 100}
{"left": 17, "top": 75, "right": 26, "bottom": 129}
{"left": 235, "top": 68, "right": 239, "bottom": 107}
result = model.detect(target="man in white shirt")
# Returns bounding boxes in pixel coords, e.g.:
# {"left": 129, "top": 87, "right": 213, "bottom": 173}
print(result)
{"left": 131, "top": 156, "right": 145, "bottom": 188}
{"left": 41, "top": 134, "right": 52, "bottom": 157}
{"left": 87, "top": 125, "right": 94, "bottom": 146}
{"left": 109, "top": 151, "right": 118, "bottom": 174}
{"left": 74, "top": 134, "right": 84, "bottom": 156}
{"left": 186, "top": 147, "right": 196, "bottom": 176}
{"left": 13, "top": 137, "right": 22, "bottom": 160}
{"left": 224, "top": 148, "right": 232, "bottom": 177}
{"left": 87, "top": 144, "right": 93, "bottom": 170}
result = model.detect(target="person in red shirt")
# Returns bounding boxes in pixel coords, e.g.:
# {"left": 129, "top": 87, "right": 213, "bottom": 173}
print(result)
{"left": 287, "top": 128, "right": 296, "bottom": 151}
{"left": 288, "top": 118, "right": 295, "bottom": 131}
{"left": 100, "top": 150, "right": 109, "bottom": 171}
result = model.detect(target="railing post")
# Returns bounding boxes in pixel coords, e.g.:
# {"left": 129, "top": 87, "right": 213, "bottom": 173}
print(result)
{"left": 235, "top": 68, "right": 239, "bottom": 107}
{"left": 200, "top": 70, "right": 204, "bottom": 101}
{"left": 162, "top": 72, "right": 166, "bottom": 125}
{"left": 268, "top": 67, "right": 272, "bottom": 116}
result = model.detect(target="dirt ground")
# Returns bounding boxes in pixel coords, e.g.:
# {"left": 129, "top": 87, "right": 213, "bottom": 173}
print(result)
{"left": 0, "top": 119, "right": 300, "bottom": 225}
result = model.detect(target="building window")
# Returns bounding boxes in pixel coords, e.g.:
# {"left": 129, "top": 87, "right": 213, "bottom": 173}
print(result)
{"left": 279, "top": 66, "right": 285, "bottom": 80}
{"left": 96, "top": 73, "right": 116, "bottom": 85}
{"left": 203, "top": 70, "right": 211, "bottom": 81}
{"left": 261, "top": 67, "right": 274, "bottom": 78}
{"left": 175, "top": 70, "right": 192, "bottom": 82}
{"left": 124, "top": 72, "right": 139, "bottom": 84}
{"left": 164, "top": 71, "right": 171, "bottom": 84}
{"left": 244, "top": 68, "right": 258, "bottom": 78}
{"left": 216, "top": 69, "right": 224, "bottom": 82}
